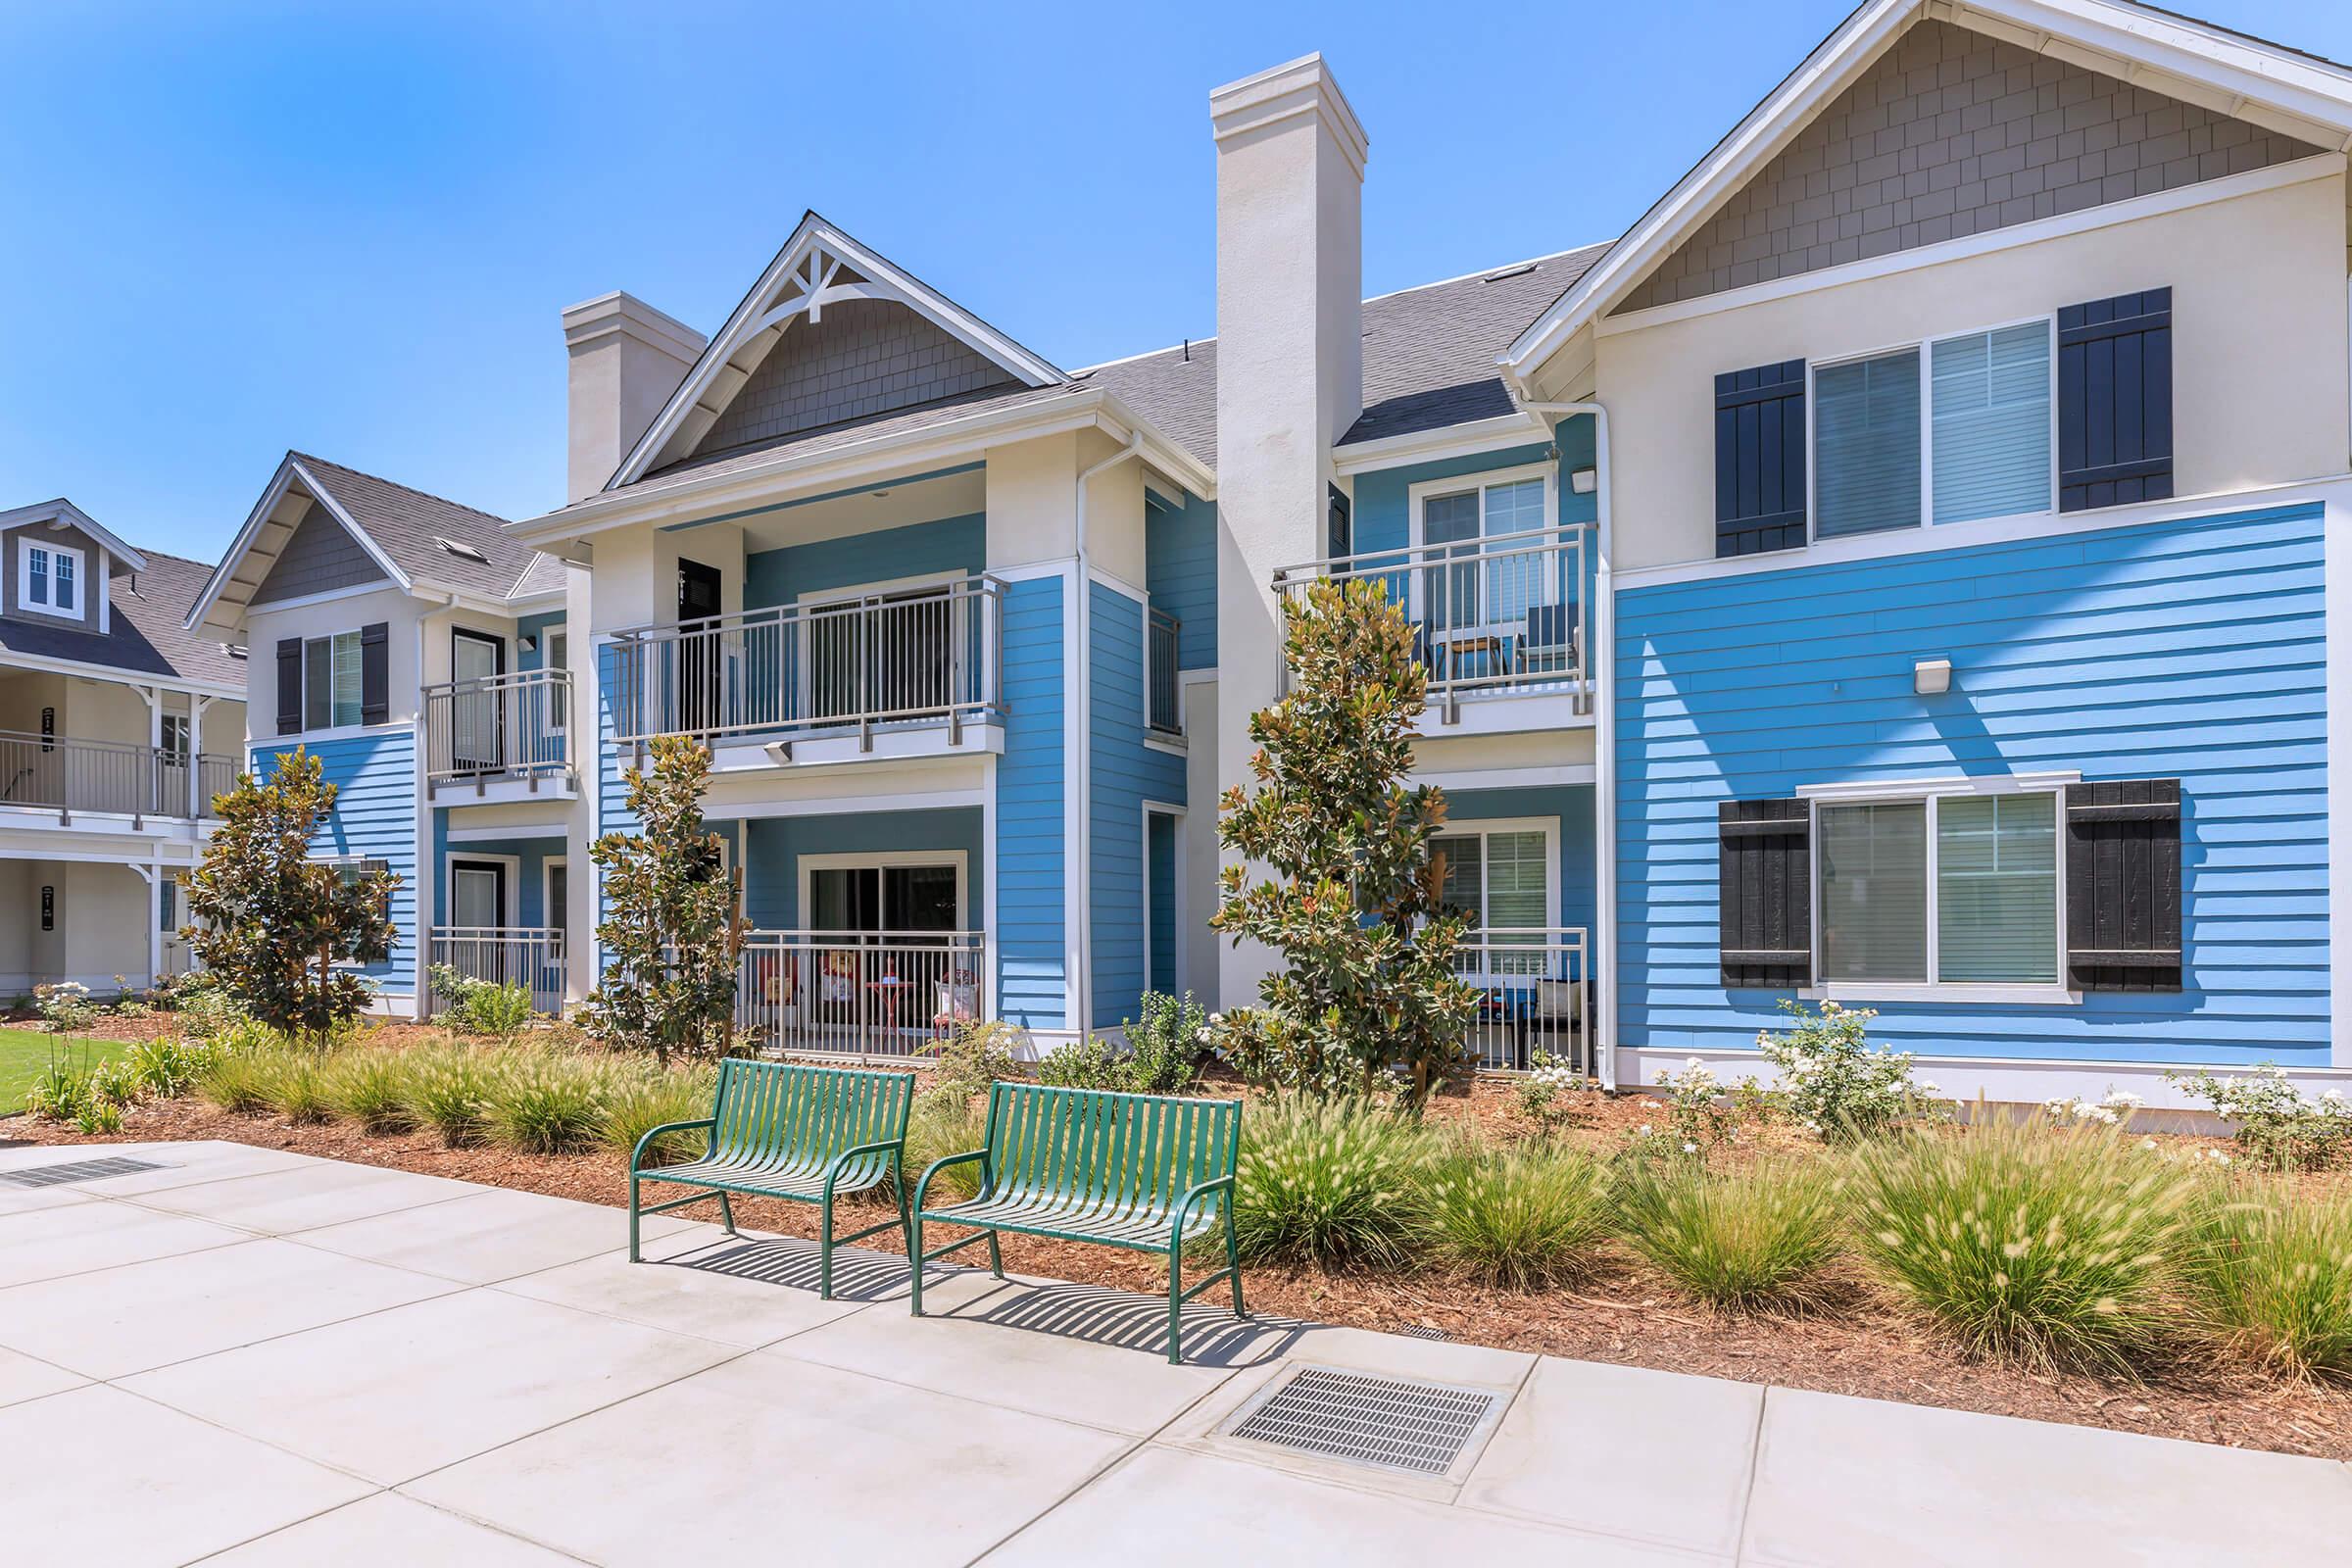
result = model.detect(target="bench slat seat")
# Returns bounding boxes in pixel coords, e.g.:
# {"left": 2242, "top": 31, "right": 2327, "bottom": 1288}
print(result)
{"left": 909, "top": 1082, "right": 1246, "bottom": 1363}
{"left": 628, "top": 1058, "right": 914, "bottom": 1299}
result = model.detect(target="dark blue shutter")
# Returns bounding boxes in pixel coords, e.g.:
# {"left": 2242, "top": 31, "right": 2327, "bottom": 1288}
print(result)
{"left": 275, "top": 638, "right": 303, "bottom": 736}
{"left": 2058, "top": 288, "right": 2171, "bottom": 513}
{"left": 360, "top": 622, "right": 389, "bottom": 726}
{"left": 1719, "top": 799, "right": 1811, "bottom": 989}
{"left": 1714, "top": 361, "right": 1806, "bottom": 557}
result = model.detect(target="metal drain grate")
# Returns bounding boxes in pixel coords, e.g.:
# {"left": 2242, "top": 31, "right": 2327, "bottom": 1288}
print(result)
{"left": 0, "top": 1155, "right": 170, "bottom": 1189}
{"left": 1220, "top": 1365, "right": 1503, "bottom": 1477}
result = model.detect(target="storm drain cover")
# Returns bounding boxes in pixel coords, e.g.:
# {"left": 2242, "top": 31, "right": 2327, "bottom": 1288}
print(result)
{"left": 0, "top": 1155, "right": 169, "bottom": 1189}
{"left": 1219, "top": 1365, "right": 1504, "bottom": 1477}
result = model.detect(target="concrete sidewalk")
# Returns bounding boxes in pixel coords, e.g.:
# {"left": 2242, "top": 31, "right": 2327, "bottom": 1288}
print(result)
{"left": 0, "top": 1140, "right": 2344, "bottom": 1567}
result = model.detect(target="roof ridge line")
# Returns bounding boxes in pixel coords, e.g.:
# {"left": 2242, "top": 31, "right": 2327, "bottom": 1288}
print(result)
{"left": 289, "top": 450, "right": 514, "bottom": 527}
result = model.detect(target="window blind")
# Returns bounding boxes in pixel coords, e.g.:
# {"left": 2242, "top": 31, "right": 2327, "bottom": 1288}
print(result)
{"left": 1936, "top": 793, "right": 2058, "bottom": 982}
{"left": 1932, "top": 322, "right": 2052, "bottom": 525}
{"left": 1482, "top": 478, "right": 1545, "bottom": 622}
{"left": 1814, "top": 350, "right": 1921, "bottom": 537}
{"left": 1819, "top": 801, "right": 1927, "bottom": 980}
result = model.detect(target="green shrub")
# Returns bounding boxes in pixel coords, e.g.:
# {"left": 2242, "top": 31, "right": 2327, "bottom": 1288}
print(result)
{"left": 1233, "top": 1094, "right": 1429, "bottom": 1270}
{"left": 195, "top": 1028, "right": 279, "bottom": 1115}
{"left": 172, "top": 983, "right": 250, "bottom": 1042}
{"left": 1851, "top": 1116, "right": 2195, "bottom": 1374}
{"left": 74, "top": 1099, "right": 123, "bottom": 1135}
{"left": 2165, "top": 1064, "right": 2351, "bottom": 1172}
{"left": 402, "top": 1047, "right": 500, "bottom": 1146}
{"left": 1615, "top": 1160, "right": 1844, "bottom": 1311}
{"left": 1419, "top": 1136, "right": 1611, "bottom": 1289}
{"left": 1755, "top": 999, "right": 1938, "bottom": 1143}
{"left": 1034, "top": 1035, "right": 1130, "bottom": 1091}
{"left": 84, "top": 1059, "right": 142, "bottom": 1108}
{"left": 1120, "top": 991, "right": 1208, "bottom": 1095}
{"left": 922, "top": 1018, "right": 1021, "bottom": 1102}
{"left": 600, "top": 1065, "right": 714, "bottom": 1165}
{"left": 24, "top": 1060, "right": 92, "bottom": 1121}
{"left": 2183, "top": 1180, "right": 2352, "bottom": 1380}
{"left": 487, "top": 1056, "right": 609, "bottom": 1153}
{"left": 431, "top": 964, "right": 538, "bottom": 1043}
{"left": 1513, "top": 1052, "right": 1589, "bottom": 1131}
{"left": 325, "top": 1052, "right": 415, "bottom": 1134}
{"left": 123, "top": 1037, "right": 210, "bottom": 1100}
{"left": 258, "top": 1051, "right": 333, "bottom": 1124}
{"left": 903, "top": 1086, "right": 991, "bottom": 1202}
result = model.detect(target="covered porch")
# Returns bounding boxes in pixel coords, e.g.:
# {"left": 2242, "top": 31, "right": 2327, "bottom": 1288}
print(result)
{"left": 0, "top": 847, "right": 194, "bottom": 996}
{"left": 1430, "top": 784, "right": 1599, "bottom": 1077}
{"left": 427, "top": 830, "right": 570, "bottom": 1015}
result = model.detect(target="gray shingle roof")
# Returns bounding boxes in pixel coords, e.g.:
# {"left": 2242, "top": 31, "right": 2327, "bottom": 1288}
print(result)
{"left": 1080, "top": 242, "right": 1615, "bottom": 466}
{"left": 289, "top": 454, "right": 554, "bottom": 602}
{"left": 0, "top": 548, "right": 246, "bottom": 687}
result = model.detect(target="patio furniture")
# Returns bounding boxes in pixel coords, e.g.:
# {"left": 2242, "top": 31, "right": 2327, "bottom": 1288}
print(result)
{"left": 932, "top": 968, "right": 979, "bottom": 1037}
{"left": 1519, "top": 602, "right": 1578, "bottom": 676}
{"left": 628, "top": 1058, "right": 914, "bottom": 1298}
{"left": 909, "top": 1083, "right": 1246, "bottom": 1364}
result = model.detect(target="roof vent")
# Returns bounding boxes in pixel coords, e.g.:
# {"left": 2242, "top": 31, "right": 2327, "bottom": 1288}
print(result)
{"left": 436, "top": 536, "right": 491, "bottom": 564}
{"left": 1482, "top": 262, "right": 1539, "bottom": 283}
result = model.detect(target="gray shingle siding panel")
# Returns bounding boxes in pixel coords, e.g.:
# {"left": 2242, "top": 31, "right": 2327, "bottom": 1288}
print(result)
{"left": 1615, "top": 19, "right": 2325, "bottom": 315}
{"left": 2, "top": 520, "right": 106, "bottom": 625}
{"left": 250, "top": 500, "right": 389, "bottom": 604}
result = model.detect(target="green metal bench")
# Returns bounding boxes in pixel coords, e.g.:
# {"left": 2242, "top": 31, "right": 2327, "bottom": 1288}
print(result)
{"left": 909, "top": 1082, "right": 1245, "bottom": 1363}
{"left": 630, "top": 1058, "right": 914, "bottom": 1299}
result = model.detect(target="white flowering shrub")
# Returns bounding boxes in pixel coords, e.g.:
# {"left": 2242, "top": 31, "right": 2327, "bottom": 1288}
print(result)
{"left": 32, "top": 980, "right": 96, "bottom": 1033}
{"left": 2164, "top": 1063, "right": 2352, "bottom": 1172}
{"left": 2042, "top": 1088, "right": 2142, "bottom": 1128}
{"left": 1654, "top": 1057, "right": 1740, "bottom": 1161}
{"left": 1512, "top": 1050, "right": 1589, "bottom": 1129}
{"left": 1754, "top": 999, "right": 1937, "bottom": 1144}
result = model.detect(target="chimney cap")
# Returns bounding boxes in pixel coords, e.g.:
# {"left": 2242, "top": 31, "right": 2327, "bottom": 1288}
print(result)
{"left": 560, "top": 290, "right": 707, "bottom": 362}
{"left": 1209, "top": 53, "right": 1367, "bottom": 175}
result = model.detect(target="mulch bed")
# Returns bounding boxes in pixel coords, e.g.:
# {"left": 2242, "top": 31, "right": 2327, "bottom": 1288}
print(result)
{"left": 6, "top": 1069, "right": 2347, "bottom": 1463}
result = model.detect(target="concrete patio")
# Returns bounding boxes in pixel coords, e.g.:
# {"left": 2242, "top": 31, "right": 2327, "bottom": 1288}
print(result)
{"left": 0, "top": 1139, "right": 2344, "bottom": 1567}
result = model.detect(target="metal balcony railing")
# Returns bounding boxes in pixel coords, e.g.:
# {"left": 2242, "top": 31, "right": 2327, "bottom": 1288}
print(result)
{"left": 1147, "top": 605, "right": 1182, "bottom": 736}
{"left": 422, "top": 669, "right": 571, "bottom": 785}
{"left": 1273, "top": 522, "right": 1593, "bottom": 718}
{"left": 0, "top": 730, "right": 235, "bottom": 822}
{"left": 1453, "top": 926, "right": 1591, "bottom": 1076}
{"left": 608, "top": 576, "right": 1004, "bottom": 750}
{"left": 733, "top": 930, "right": 985, "bottom": 1060}
{"left": 428, "top": 926, "right": 566, "bottom": 1015}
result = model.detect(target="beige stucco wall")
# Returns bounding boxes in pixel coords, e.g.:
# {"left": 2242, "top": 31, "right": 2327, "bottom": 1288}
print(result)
{"left": 0, "top": 858, "right": 157, "bottom": 991}
{"left": 1597, "top": 165, "right": 2350, "bottom": 573}
{"left": 242, "top": 585, "right": 426, "bottom": 732}
{"left": 984, "top": 430, "right": 1081, "bottom": 568}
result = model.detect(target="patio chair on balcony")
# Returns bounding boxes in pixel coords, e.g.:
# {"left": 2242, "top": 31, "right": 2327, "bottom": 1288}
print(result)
{"left": 1517, "top": 602, "right": 1578, "bottom": 678}
{"left": 932, "top": 967, "right": 979, "bottom": 1039}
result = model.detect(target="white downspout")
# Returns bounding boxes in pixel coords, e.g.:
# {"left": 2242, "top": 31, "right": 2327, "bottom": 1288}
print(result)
{"left": 1517, "top": 399, "right": 1617, "bottom": 1089}
{"left": 1072, "top": 429, "right": 1147, "bottom": 1042}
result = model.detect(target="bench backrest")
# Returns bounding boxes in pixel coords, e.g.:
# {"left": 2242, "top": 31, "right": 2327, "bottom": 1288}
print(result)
{"left": 980, "top": 1082, "right": 1241, "bottom": 1215}
{"left": 710, "top": 1058, "right": 914, "bottom": 1176}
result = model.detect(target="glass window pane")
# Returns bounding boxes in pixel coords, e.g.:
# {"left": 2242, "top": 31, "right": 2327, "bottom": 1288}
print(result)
{"left": 1932, "top": 321, "right": 2051, "bottom": 524}
{"left": 1421, "top": 491, "right": 1480, "bottom": 632}
{"left": 27, "top": 548, "right": 47, "bottom": 605}
{"left": 54, "top": 552, "right": 74, "bottom": 611}
{"left": 304, "top": 638, "right": 332, "bottom": 731}
{"left": 1437, "top": 833, "right": 1483, "bottom": 920}
{"left": 1483, "top": 479, "right": 1545, "bottom": 622}
{"left": 1485, "top": 831, "right": 1547, "bottom": 930}
{"left": 1936, "top": 793, "right": 2058, "bottom": 982}
{"left": 1814, "top": 350, "right": 1922, "bottom": 538}
{"left": 332, "top": 631, "right": 363, "bottom": 726}
{"left": 1819, "top": 802, "right": 1928, "bottom": 980}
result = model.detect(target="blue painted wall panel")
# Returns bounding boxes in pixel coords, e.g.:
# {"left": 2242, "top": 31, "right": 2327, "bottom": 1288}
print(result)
{"left": 432, "top": 833, "right": 565, "bottom": 927}
{"left": 250, "top": 731, "right": 417, "bottom": 997}
{"left": 515, "top": 611, "right": 565, "bottom": 673}
{"left": 1148, "top": 811, "right": 1177, "bottom": 996}
{"left": 741, "top": 808, "right": 984, "bottom": 930}
{"left": 744, "top": 514, "right": 984, "bottom": 609}
{"left": 1613, "top": 502, "right": 2329, "bottom": 1069}
{"left": 1144, "top": 491, "right": 1219, "bottom": 669}
{"left": 1444, "top": 785, "right": 1598, "bottom": 940}
{"left": 1088, "top": 581, "right": 1187, "bottom": 1029}
{"left": 996, "top": 573, "right": 1067, "bottom": 1030}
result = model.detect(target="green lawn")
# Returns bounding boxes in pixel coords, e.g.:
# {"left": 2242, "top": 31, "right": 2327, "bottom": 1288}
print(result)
{"left": 0, "top": 1028, "right": 128, "bottom": 1108}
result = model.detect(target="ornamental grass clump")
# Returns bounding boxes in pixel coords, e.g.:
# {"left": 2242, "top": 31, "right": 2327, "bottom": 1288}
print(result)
{"left": 2182, "top": 1179, "right": 2352, "bottom": 1381}
{"left": 599, "top": 1063, "right": 716, "bottom": 1166}
{"left": 1419, "top": 1135, "right": 1611, "bottom": 1289}
{"left": 902, "top": 1085, "right": 992, "bottom": 1202}
{"left": 257, "top": 1050, "right": 333, "bottom": 1125}
{"left": 1851, "top": 1114, "right": 2195, "bottom": 1375}
{"left": 487, "top": 1055, "right": 610, "bottom": 1153}
{"left": 324, "top": 1051, "right": 415, "bottom": 1134}
{"left": 1615, "top": 1159, "right": 1845, "bottom": 1312}
{"left": 401, "top": 1046, "right": 501, "bottom": 1146}
{"left": 1232, "top": 1094, "right": 1429, "bottom": 1270}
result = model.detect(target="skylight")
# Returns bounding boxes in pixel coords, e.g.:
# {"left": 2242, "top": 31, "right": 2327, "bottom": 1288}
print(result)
{"left": 436, "top": 536, "right": 491, "bottom": 564}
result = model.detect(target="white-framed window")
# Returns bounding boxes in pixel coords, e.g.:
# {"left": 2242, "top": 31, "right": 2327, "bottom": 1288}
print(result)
{"left": 1803, "top": 778, "right": 2071, "bottom": 1000}
{"left": 303, "top": 631, "right": 365, "bottom": 730}
{"left": 1811, "top": 316, "right": 2055, "bottom": 542}
{"left": 1406, "top": 463, "right": 1559, "bottom": 628}
{"left": 798, "top": 849, "right": 967, "bottom": 935}
{"left": 1435, "top": 818, "right": 1560, "bottom": 980}
{"left": 160, "top": 714, "right": 191, "bottom": 760}
{"left": 19, "top": 538, "right": 84, "bottom": 618}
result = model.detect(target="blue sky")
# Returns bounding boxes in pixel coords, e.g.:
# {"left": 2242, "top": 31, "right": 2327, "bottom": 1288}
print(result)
{"left": 5, "top": 0, "right": 2348, "bottom": 562}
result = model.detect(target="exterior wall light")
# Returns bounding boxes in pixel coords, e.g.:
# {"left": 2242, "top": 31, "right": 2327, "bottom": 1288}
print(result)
{"left": 1914, "top": 658, "right": 1952, "bottom": 695}
{"left": 1568, "top": 466, "right": 1598, "bottom": 495}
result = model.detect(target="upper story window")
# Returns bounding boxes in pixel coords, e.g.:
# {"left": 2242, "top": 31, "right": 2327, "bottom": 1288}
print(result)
{"left": 304, "top": 631, "right": 365, "bottom": 730}
{"left": 19, "top": 539, "right": 83, "bottom": 618}
{"left": 1410, "top": 465, "right": 1556, "bottom": 625}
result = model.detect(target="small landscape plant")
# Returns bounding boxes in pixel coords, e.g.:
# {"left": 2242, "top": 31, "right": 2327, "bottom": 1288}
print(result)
{"left": 2181, "top": 1178, "right": 2352, "bottom": 1381}
{"left": 1232, "top": 1093, "right": 1429, "bottom": 1269}
{"left": 921, "top": 1017, "right": 1021, "bottom": 1103}
{"left": 1512, "top": 1051, "right": 1589, "bottom": 1132}
{"left": 486, "top": 1056, "right": 609, "bottom": 1153}
{"left": 1755, "top": 999, "right": 1938, "bottom": 1143}
{"left": 32, "top": 981, "right": 97, "bottom": 1033}
{"left": 903, "top": 1085, "right": 992, "bottom": 1202}
{"left": 402, "top": 1046, "right": 501, "bottom": 1146}
{"left": 2165, "top": 1064, "right": 2351, "bottom": 1172}
{"left": 430, "top": 964, "right": 537, "bottom": 1043}
{"left": 1418, "top": 1135, "right": 1610, "bottom": 1289}
{"left": 1615, "top": 1159, "right": 1844, "bottom": 1312}
{"left": 258, "top": 1050, "right": 333, "bottom": 1125}
{"left": 324, "top": 1051, "right": 415, "bottom": 1134}
{"left": 124, "top": 1037, "right": 212, "bottom": 1100}
{"left": 1851, "top": 1113, "right": 2196, "bottom": 1374}
{"left": 24, "top": 1058, "right": 93, "bottom": 1122}
{"left": 1653, "top": 1056, "right": 1741, "bottom": 1163}
{"left": 599, "top": 1062, "right": 716, "bottom": 1165}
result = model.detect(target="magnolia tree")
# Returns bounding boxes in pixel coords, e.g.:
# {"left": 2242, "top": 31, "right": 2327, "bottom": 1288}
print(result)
{"left": 580, "top": 735, "right": 747, "bottom": 1064}
{"left": 181, "top": 749, "right": 398, "bottom": 1042}
{"left": 1211, "top": 576, "right": 1482, "bottom": 1110}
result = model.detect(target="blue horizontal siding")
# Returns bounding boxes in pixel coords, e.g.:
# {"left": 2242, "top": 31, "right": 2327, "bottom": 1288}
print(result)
{"left": 1614, "top": 501, "right": 2329, "bottom": 1069}
{"left": 742, "top": 808, "right": 984, "bottom": 930}
{"left": 431, "top": 833, "right": 564, "bottom": 927}
{"left": 744, "top": 514, "right": 983, "bottom": 608}
{"left": 1145, "top": 491, "right": 1218, "bottom": 669}
{"left": 996, "top": 573, "right": 1067, "bottom": 1030}
{"left": 251, "top": 732, "right": 417, "bottom": 997}
{"left": 1089, "top": 580, "right": 1188, "bottom": 1029}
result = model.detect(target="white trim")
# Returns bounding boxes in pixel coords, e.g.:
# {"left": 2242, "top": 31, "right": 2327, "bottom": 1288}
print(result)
{"left": 796, "top": 848, "right": 971, "bottom": 932}
{"left": 251, "top": 720, "right": 390, "bottom": 751}
{"left": 1416, "top": 762, "right": 1598, "bottom": 792}
{"left": 1141, "top": 800, "right": 1185, "bottom": 999}
{"left": 17, "top": 537, "right": 87, "bottom": 620}
{"left": 239, "top": 581, "right": 400, "bottom": 617}
{"left": 1085, "top": 564, "right": 1148, "bottom": 606}
{"left": 445, "top": 852, "right": 521, "bottom": 928}
{"left": 1332, "top": 414, "right": 1553, "bottom": 477}
{"left": 443, "top": 821, "right": 566, "bottom": 844}
{"left": 0, "top": 498, "right": 148, "bottom": 571}
{"left": 1432, "top": 814, "right": 1562, "bottom": 934}
{"left": 0, "top": 649, "right": 240, "bottom": 702}
{"left": 1596, "top": 154, "right": 2344, "bottom": 338}
{"left": 185, "top": 455, "right": 416, "bottom": 632}
{"left": 1143, "top": 736, "right": 1188, "bottom": 760}
{"left": 982, "top": 751, "right": 1000, "bottom": 1025}
{"left": 1613, "top": 474, "right": 2352, "bottom": 589}
{"left": 2329, "top": 493, "right": 2352, "bottom": 1067}
{"left": 702, "top": 785, "right": 988, "bottom": 820}
{"left": 1797, "top": 769, "right": 2079, "bottom": 801}
{"left": 1059, "top": 560, "right": 1085, "bottom": 1034}
{"left": 1799, "top": 981, "right": 2080, "bottom": 1005}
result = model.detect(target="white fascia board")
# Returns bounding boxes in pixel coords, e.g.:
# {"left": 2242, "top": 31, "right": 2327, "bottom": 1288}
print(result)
{"left": 1501, "top": 0, "right": 2352, "bottom": 380}
{"left": 1094, "top": 389, "right": 1217, "bottom": 501}
{"left": 1332, "top": 413, "right": 1554, "bottom": 477}
{"left": 610, "top": 214, "right": 1066, "bottom": 491}
{"left": 183, "top": 455, "right": 413, "bottom": 632}
{"left": 0, "top": 499, "right": 149, "bottom": 572}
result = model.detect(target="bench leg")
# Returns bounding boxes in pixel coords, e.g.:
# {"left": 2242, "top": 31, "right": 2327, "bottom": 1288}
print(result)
{"left": 1166, "top": 1241, "right": 1185, "bottom": 1365}
{"left": 627, "top": 1174, "right": 640, "bottom": 1264}
{"left": 986, "top": 1230, "right": 1004, "bottom": 1280}
{"left": 1225, "top": 1205, "right": 1248, "bottom": 1320}
{"left": 907, "top": 1210, "right": 926, "bottom": 1317}
{"left": 818, "top": 1193, "right": 835, "bottom": 1300}
{"left": 717, "top": 1190, "right": 737, "bottom": 1236}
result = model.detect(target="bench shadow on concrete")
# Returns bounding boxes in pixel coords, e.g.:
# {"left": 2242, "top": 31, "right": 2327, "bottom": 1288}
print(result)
{"left": 648, "top": 1232, "right": 1307, "bottom": 1366}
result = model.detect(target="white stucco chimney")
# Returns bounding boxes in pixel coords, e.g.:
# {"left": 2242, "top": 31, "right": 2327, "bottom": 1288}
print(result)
{"left": 561, "top": 291, "right": 707, "bottom": 502}
{"left": 1209, "top": 53, "right": 1368, "bottom": 1008}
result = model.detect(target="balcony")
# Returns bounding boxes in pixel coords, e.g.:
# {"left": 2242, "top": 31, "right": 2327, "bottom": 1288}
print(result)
{"left": 609, "top": 576, "right": 1004, "bottom": 765}
{"left": 423, "top": 669, "right": 574, "bottom": 803}
{"left": 732, "top": 929, "right": 984, "bottom": 1060}
{"left": 1274, "top": 523, "right": 1593, "bottom": 727}
{"left": 1148, "top": 605, "right": 1182, "bottom": 737}
{"left": 0, "top": 730, "right": 236, "bottom": 826}
{"left": 428, "top": 926, "right": 566, "bottom": 1014}
{"left": 1456, "top": 926, "right": 1592, "bottom": 1075}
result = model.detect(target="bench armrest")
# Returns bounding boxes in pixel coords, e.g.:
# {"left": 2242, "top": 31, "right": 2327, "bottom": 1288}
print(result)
{"left": 822, "top": 1136, "right": 907, "bottom": 1193}
{"left": 630, "top": 1117, "right": 716, "bottom": 1175}
{"left": 914, "top": 1148, "right": 990, "bottom": 1211}
{"left": 1169, "top": 1174, "right": 1236, "bottom": 1248}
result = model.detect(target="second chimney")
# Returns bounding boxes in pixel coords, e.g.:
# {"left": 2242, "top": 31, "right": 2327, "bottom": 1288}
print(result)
{"left": 561, "top": 291, "right": 707, "bottom": 503}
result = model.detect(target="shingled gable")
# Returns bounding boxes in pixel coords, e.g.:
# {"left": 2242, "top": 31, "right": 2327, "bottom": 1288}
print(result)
{"left": 610, "top": 213, "right": 1069, "bottom": 490}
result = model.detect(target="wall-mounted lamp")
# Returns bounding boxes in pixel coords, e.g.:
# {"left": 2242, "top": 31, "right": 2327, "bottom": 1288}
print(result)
{"left": 1568, "top": 466, "right": 1598, "bottom": 495}
{"left": 518, "top": 635, "right": 538, "bottom": 655}
{"left": 1913, "top": 658, "right": 1952, "bottom": 695}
